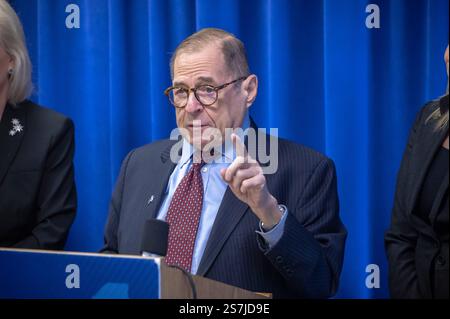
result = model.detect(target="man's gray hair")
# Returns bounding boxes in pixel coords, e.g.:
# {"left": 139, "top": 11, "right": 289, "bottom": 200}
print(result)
{"left": 170, "top": 28, "right": 250, "bottom": 79}
{"left": 0, "top": 0, "right": 33, "bottom": 105}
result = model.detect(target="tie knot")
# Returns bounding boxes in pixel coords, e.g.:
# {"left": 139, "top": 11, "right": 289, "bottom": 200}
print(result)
{"left": 192, "top": 153, "right": 205, "bottom": 168}
{"left": 192, "top": 161, "right": 205, "bottom": 170}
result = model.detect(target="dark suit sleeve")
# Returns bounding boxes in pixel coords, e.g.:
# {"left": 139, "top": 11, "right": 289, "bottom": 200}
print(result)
{"left": 261, "top": 158, "right": 347, "bottom": 298}
{"left": 384, "top": 106, "right": 428, "bottom": 298}
{"left": 100, "top": 150, "right": 134, "bottom": 254}
{"left": 13, "top": 118, "right": 77, "bottom": 250}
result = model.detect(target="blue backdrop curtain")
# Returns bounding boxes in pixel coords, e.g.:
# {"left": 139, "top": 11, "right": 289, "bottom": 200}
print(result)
{"left": 9, "top": 0, "right": 449, "bottom": 298}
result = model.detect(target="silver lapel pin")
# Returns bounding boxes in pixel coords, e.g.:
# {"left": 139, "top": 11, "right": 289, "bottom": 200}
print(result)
{"left": 147, "top": 195, "right": 155, "bottom": 205}
{"left": 9, "top": 118, "right": 24, "bottom": 136}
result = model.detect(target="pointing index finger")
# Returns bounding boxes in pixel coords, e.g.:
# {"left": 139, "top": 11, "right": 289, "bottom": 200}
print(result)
{"left": 232, "top": 133, "right": 247, "bottom": 159}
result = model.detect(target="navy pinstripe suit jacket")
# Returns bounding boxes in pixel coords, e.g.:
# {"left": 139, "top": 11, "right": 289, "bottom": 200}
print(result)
{"left": 101, "top": 129, "right": 347, "bottom": 298}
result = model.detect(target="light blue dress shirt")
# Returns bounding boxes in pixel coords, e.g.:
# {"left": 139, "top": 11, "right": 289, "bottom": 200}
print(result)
{"left": 156, "top": 115, "right": 287, "bottom": 274}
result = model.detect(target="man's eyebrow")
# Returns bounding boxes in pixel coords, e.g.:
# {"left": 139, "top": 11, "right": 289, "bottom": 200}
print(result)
{"left": 172, "top": 81, "right": 188, "bottom": 87}
{"left": 173, "top": 77, "right": 217, "bottom": 87}
{"left": 196, "top": 76, "right": 216, "bottom": 85}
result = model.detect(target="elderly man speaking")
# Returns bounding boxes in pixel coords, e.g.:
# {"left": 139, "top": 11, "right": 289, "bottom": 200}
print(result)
{"left": 101, "top": 28, "right": 347, "bottom": 299}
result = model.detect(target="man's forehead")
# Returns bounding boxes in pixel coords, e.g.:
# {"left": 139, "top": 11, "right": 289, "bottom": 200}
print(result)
{"left": 177, "top": 42, "right": 222, "bottom": 60}
{"left": 173, "top": 48, "right": 228, "bottom": 83}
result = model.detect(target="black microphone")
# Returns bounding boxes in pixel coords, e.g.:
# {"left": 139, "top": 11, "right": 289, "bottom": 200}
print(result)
{"left": 140, "top": 219, "right": 169, "bottom": 257}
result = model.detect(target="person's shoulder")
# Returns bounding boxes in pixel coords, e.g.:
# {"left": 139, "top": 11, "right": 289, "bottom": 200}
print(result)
{"left": 411, "top": 95, "right": 448, "bottom": 131}
{"left": 268, "top": 138, "right": 335, "bottom": 175}
{"left": 134, "top": 139, "right": 177, "bottom": 155}
{"left": 20, "top": 100, "right": 73, "bottom": 130}
{"left": 278, "top": 137, "right": 330, "bottom": 162}
{"left": 124, "top": 139, "right": 177, "bottom": 164}
{"left": 420, "top": 97, "right": 441, "bottom": 117}
{"left": 417, "top": 95, "right": 448, "bottom": 122}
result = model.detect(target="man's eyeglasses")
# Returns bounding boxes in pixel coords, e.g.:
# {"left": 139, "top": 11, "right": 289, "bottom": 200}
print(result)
{"left": 164, "top": 76, "right": 247, "bottom": 108}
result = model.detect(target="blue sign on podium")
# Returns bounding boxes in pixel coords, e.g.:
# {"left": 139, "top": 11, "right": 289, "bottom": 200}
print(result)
{"left": 0, "top": 248, "right": 160, "bottom": 299}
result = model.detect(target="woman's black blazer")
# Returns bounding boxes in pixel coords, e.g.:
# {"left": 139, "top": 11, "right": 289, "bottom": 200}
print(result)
{"left": 385, "top": 95, "right": 449, "bottom": 299}
{"left": 0, "top": 100, "right": 76, "bottom": 249}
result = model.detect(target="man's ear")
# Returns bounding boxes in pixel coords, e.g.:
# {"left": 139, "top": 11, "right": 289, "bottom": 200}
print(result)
{"left": 243, "top": 74, "right": 258, "bottom": 108}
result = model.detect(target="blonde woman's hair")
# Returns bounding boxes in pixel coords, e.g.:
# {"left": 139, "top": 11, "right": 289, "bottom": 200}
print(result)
{"left": 426, "top": 94, "right": 449, "bottom": 131}
{"left": 0, "top": 0, "right": 32, "bottom": 104}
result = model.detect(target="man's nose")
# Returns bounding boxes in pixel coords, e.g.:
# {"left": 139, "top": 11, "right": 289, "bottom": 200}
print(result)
{"left": 185, "top": 92, "right": 203, "bottom": 113}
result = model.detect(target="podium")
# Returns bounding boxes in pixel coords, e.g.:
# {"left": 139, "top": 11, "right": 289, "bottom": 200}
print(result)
{"left": 0, "top": 248, "right": 269, "bottom": 299}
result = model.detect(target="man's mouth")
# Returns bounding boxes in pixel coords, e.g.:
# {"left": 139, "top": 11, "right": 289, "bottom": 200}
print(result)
{"left": 187, "top": 124, "right": 210, "bottom": 128}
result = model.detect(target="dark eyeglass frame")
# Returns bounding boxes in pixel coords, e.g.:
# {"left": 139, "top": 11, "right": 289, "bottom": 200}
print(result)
{"left": 164, "top": 76, "right": 248, "bottom": 108}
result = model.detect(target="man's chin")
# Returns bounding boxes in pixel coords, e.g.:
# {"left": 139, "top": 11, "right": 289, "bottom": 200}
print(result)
{"left": 190, "top": 138, "right": 218, "bottom": 151}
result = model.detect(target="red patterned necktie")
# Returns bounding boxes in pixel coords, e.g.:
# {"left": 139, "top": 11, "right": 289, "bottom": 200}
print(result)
{"left": 164, "top": 161, "right": 205, "bottom": 272}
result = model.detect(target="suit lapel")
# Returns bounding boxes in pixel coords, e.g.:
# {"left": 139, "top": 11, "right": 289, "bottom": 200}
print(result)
{"left": 407, "top": 122, "right": 447, "bottom": 216}
{"left": 430, "top": 97, "right": 450, "bottom": 226}
{"left": 0, "top": 104, "right": 26, "bottom": 187}
{"left": 143, "top": 142, "right": 178, "bottom": 221}
{"left": 196, "top": 188, "right": 249, "bottom": 276}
